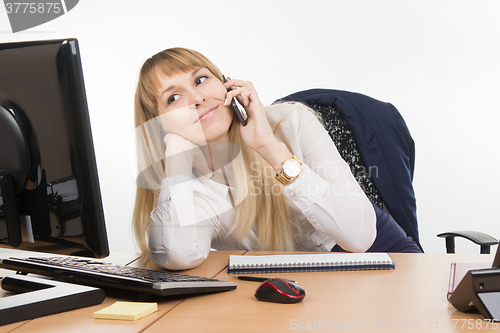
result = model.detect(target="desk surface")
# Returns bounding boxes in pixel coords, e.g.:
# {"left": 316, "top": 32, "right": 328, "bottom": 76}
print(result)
{"left": 0, "top": 251, "right": 497, "bottom": 333}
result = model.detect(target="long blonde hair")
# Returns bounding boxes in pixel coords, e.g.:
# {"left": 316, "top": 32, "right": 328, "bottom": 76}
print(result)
{"left": 133, "top": 47, "right": 293, "bottom": 255}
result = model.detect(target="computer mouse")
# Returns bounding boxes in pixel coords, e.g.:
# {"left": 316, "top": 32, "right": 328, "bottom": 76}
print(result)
{"left": 254, "top": 278, "right": 306, "bottom": 303}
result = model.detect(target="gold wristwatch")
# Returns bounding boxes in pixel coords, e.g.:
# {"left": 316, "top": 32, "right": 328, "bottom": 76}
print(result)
{"left": 275, "top": 155, "right": 302, "bottom": 185}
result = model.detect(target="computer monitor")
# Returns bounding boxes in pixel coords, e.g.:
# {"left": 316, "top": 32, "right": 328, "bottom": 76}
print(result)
{"left": 0, "top": 38, "right": 109, "bottom": 258}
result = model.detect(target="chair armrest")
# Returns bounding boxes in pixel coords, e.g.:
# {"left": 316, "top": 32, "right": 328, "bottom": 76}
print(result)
{"left": 437, "top": 231, "right": 498, "bottom": 254}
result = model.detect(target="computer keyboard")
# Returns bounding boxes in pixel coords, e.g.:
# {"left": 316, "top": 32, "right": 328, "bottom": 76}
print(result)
{"left": 0, "top": 256, "right": 236, "bottom": 296}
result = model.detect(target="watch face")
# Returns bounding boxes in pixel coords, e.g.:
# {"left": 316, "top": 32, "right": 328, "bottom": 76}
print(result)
{"left": 283, "top": 159, "right": 301, "bottom": 177}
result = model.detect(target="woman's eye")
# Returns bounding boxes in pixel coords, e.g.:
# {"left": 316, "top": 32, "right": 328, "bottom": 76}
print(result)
{"left": 196, "top": 76, "right": 208, "bottom": 85}
{"left": 168, "top": 94, "right": 179, "bottom": 104}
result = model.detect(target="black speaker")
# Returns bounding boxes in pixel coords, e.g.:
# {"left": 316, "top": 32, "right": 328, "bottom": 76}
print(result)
{"left": 450, "top": 268, "right": 500, "bottom": 320}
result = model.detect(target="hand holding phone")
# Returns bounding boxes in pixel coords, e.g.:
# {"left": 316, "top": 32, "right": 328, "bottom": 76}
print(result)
{"left": 223, "top": 75, "right": 247, "bottom": 126}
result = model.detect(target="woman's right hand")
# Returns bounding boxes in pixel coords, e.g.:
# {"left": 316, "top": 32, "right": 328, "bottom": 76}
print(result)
{"left": 163, "top": 133, "right": 212, "bottom": 179}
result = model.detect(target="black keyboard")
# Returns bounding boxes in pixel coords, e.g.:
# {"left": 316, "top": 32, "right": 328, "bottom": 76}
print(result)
{"left": 0, "top": 256, "right": 236, "bottom": 296}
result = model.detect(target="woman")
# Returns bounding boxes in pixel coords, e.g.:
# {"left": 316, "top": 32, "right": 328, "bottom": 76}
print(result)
{"left": 133, "top": 47, "right": 420, "bottom": 270}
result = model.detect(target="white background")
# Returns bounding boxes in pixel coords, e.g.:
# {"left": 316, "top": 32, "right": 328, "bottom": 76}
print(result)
{"left": 1, "top": 0, "right": 499, "bottom": 255}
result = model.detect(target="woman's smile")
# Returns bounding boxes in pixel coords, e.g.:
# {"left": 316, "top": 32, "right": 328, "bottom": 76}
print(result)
{"left": 196, "top": 105, "right": 218, "bottom": 123}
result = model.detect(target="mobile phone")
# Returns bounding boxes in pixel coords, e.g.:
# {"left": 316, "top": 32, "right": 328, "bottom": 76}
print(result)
{"left": 223, "top": 75, "right": 247, "bottom": 126}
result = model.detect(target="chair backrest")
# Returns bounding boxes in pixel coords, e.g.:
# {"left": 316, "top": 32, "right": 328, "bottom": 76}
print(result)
{"left": 308, "top": 103, "right": 386, "bottom": 210}
{"left": 275, "top": 89, "right": 420, "bottom": 249}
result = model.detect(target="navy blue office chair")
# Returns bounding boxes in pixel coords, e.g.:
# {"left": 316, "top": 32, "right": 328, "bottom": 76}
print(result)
{"left": 275, "top": 88, "right": 421, "bottom": 251}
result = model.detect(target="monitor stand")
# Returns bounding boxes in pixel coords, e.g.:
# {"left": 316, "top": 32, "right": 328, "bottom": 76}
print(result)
{"left": 0, "top": 274, "right": 105, "bottom": 326}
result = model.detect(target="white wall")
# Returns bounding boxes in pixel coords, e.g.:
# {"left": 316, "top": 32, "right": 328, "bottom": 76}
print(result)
{"left": 1, "top": 0, "right": 499, "bottom": 255}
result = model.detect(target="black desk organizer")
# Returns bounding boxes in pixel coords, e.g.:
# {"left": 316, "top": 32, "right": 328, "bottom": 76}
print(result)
{"left": 450, "top": 268, "right": 500, "bottom": 321}
{"left": 0, "top": 274, "right": 105, "bottom": 326}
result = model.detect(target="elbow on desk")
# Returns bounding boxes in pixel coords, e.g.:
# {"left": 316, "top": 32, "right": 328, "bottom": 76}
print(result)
{"left": 334, "top": 211, "right": 377, "bottom": 253}
{"left": 341, "top": 238, "right": 375, "bottom": 253}
{"left": 149, "top": 244, "right": 209, "bottom": 271}
{"left": 335, "top": 232, "right": 376, "bottom": 253}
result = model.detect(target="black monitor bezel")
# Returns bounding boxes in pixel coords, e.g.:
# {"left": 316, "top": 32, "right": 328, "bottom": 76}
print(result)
{"left": 0, "top": 38, "right": 109, "bottom": 258}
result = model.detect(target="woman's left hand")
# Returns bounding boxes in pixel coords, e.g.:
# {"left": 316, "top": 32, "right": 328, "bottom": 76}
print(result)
{"left": 223, "top": 78, "right": 278, "bottom": 154}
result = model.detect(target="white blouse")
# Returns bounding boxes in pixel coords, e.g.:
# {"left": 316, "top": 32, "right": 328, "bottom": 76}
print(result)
{"left": 148, "top": 103, "right": 377, "bottom": 270}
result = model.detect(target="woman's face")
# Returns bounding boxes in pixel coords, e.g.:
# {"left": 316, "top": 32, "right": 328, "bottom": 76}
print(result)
{"left": 155, "top": 67, "right": 234, "bottom": 145}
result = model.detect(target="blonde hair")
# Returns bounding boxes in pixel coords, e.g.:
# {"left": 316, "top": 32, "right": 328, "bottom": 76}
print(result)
{"left": 133, "top": 47, "right": 293, "bottom": 256}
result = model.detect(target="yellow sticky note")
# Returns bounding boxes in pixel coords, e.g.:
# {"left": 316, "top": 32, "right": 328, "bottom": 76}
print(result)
{"left": 93, "top": 301, "right": 158, "bottom": 321}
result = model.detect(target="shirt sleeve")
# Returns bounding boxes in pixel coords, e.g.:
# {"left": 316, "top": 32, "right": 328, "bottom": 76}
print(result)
{"left": 148, "top": 174, "right": 220, "bottom": 270}
{"left": 277, "top": 104, "right": 377, "bottom": 252}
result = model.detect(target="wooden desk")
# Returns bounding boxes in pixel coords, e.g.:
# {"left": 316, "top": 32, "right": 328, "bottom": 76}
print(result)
{"left": 0, "top": 251, "right": 497, "bottom": 332}
{"left": 144, "top": 252, "right": 497, "bottom": 333}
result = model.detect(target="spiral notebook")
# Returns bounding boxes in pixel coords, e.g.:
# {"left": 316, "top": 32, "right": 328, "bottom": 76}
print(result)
{"left": 228, "top": 253, "right": 395, "bottom": 274}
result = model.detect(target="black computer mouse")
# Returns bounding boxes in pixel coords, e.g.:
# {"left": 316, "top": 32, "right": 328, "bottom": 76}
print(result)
{"left": 254, "top": 278, "right": 306, "bottom": 303}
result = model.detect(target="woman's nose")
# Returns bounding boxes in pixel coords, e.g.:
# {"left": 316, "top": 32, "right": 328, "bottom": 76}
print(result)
{"left": 191, "top": 91, "right": 205, "bottom": 105}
